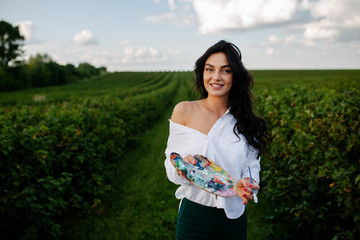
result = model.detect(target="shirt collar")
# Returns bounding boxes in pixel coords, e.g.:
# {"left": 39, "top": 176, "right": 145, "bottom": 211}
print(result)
{"left": 222, "top": 108, "right": 231, "bottom": 117}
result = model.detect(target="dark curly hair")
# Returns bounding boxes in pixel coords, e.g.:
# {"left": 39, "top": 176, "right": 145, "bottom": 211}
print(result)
{"left": 194, "top": 40, "right": 268, "bottom": 158}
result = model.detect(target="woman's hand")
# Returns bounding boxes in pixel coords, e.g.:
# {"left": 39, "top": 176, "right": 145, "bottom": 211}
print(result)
{"left": 236, "top": 178, "right": 260, "bottom": 204}
{"left": 183, "top": 155, "right": 197, "bottom": 164}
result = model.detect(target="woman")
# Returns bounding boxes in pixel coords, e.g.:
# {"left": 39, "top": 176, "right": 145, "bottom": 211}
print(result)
{"left": 164, "top": 40, "right": 268, "bottom": 240}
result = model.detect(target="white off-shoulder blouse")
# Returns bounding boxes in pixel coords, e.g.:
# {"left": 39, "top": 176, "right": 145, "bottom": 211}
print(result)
{"left": 164, "top": 109, "right": 260, "bottom": 219}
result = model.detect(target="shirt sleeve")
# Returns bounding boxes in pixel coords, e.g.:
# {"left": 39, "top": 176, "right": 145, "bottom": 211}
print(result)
{"left": 164, "top": 154, "right": 189, "bottom": 185}
{"left": 240, "top": 145, "right": 261, "bottom": 184}
{"left": 164, "top": 121, "right": 190, "bottom": 185}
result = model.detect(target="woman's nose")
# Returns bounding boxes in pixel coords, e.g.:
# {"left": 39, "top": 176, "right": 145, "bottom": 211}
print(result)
{"left": 213, "top": 70, "right": 221, "bottom": 80}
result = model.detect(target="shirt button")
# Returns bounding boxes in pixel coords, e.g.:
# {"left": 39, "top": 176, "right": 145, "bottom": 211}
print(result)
{"left": 206, "top": 136, "right": 209, "bottom": 140}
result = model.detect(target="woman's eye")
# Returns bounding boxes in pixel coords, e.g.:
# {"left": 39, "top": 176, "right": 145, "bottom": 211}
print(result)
{"left": 205, "top": 68, "right": 214, "bottom": 72}
{"left": 222, "top": 69, "right": 232, "bottom": 74}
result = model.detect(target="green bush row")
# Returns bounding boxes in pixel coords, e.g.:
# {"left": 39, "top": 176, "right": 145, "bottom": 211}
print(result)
{"left": 0, "top": 77, "right": 179, "bottom": 239}
{"left": 256, "top": 87, "right": 359, "bottom": 239}
{"left": 0, "top": 72, "right": 175, "bottom": 107}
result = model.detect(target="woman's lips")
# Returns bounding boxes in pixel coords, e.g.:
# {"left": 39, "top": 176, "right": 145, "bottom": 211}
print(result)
{"left": 210, "top": 83, "right": 224, "bottom": 89}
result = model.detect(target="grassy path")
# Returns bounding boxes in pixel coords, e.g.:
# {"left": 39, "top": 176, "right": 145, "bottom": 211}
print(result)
{"left": 65, "top": 73, "right": 190, "bottom": 239}
{"left": 66, "top": 72, "right": 266, "bottom": 239}
{"left": 86, "top": 108, "right": 179, "bottom": 239}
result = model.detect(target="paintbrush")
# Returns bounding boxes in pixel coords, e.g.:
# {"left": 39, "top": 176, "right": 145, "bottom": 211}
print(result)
{"left": 248, "top": 166, "right": 258, "bottom": 203}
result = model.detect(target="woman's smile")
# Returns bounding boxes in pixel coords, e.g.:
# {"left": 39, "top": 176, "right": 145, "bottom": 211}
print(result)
{"left": 210, "top": 83, "right": 224, "bottom": 89}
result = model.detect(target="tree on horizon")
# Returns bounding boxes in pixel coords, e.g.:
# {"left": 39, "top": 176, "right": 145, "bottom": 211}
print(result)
{"left": 0, "top": 20, "right": 25, "bottom": 67}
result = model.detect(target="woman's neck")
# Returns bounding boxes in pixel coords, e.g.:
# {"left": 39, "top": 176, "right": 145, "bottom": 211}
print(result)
{"left": 202, "top": 96, "right": 228, "bottom": 118}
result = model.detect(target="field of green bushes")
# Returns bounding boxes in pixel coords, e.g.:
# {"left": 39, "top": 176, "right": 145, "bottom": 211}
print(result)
{"left": 0, "top": 70, "right": 359, "bottom": 239}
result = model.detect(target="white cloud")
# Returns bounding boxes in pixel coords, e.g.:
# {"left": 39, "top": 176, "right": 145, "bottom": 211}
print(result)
{"left": 23, "top": 39, "right": 180, "bottom": 71}
{"left": 145, "top": 0, "right": 359, "bottom": 57}
{"left": 301, "top": 0, "right": 360, "bottom": 43}
{"left": 15, "top": 20, "right": 35, "bottom": 41}
{"left": 269, "top": 35, "right": 295, "bottom": 45}
{"left": 146, "top": 0, "right": 195, "bottom": 26}
{"left": 261, "top": 34, "right": 295, "bottom": 58}
{"left": 67, "top": 45, "right": 176, "bottom": 68}
{"left": 302, "top": 0, "right": 345, "bottom": 19}
{"left": 192, "top": 0, "right": 297, "bottom": 34}
{"left": 148, "top": 0, "right": 359, "bottom": 47}
{"left": 266, "top": 47, "right": 279, "bottom": 56}
{"left": 73, "top": 29, "right": 98, "bottom": 45}
{"left": 168, "top": 0, "right": 176, "bottom": 10}
{"left": 121, "top": 45, "right": 178, "bottom": 64}
{"left": 74, "top": 49, "right": 110, "bottom": 66}
{"left": 304, "top": 21, "right": 339, "bottom": 42}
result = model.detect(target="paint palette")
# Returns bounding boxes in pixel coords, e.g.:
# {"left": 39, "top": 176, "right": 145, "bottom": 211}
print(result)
{"left": 170, "top": 152, "right": 236, "bottom": 197}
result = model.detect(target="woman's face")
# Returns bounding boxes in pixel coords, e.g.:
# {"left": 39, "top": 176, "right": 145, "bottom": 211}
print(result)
{"left": 203, "top": 52, "right": 233, "bottom": 99}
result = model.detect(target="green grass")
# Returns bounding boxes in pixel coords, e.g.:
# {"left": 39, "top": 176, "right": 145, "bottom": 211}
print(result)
{"left": 252, "top": 69, "right": 360, "bottom": 92}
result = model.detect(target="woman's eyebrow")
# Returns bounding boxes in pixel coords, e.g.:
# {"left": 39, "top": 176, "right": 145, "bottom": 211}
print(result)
{"left": 221, "top": 65, "right": 232, "bottom": 68}
{"left": 205, "top": 63, "right": 231, "bottom": 68}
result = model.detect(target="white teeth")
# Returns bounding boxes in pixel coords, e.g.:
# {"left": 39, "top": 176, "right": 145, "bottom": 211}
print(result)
{"left": 211, "top": 84, "right": 223, "bottom": 87}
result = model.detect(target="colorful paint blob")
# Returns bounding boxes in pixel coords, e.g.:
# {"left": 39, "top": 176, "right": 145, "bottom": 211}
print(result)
{"left": 170, "top": 152, "right": 236, "bottom": 197}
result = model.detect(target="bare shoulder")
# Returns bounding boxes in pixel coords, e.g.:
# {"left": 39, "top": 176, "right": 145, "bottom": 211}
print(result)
{"left": 170, "top": 101, "right": 200, "bottom": 126}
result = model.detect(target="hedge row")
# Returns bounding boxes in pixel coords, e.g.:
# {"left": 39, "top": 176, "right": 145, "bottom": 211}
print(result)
{"left": 256, "top": 87, "right": 359, "bottom": 239}
{"left": 0, "top": 72, "right": 175, "bottom": 108}
{"left": 0, "top": 77, "right": 179, "bottom": 240}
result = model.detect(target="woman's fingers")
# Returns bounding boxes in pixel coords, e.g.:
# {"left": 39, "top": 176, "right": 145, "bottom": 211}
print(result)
{"left": 236, "top": 182, "right": 250, "bottom": 204}
{"left": 238, "top": 178, "right": 260, "bottom": 190}
{"left": 183, "top": 155, "right": 197, "bottom": 164}
{"left": 236, "top": 178, "right": 260, "bottom": 204}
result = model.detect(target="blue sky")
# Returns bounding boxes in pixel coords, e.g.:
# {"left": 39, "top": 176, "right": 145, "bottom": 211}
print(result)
{"left": 1, "top": 0, "right": 359, "bottom": 71}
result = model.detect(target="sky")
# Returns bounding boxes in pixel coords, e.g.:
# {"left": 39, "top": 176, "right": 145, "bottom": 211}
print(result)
{"left": 1, "top": 0, "right": 360, "bottom": 71}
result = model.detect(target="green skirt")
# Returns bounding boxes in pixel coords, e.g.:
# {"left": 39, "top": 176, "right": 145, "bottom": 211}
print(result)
{"left": 176, "top": 198, "right": 247, "bottom": 240}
